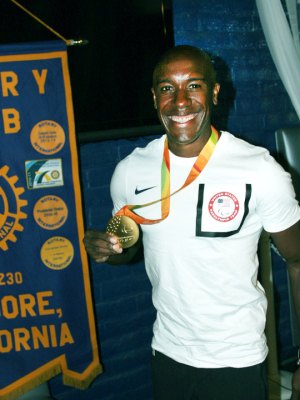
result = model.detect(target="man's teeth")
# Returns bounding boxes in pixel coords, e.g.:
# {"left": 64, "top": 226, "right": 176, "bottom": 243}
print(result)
{"left": 170, "top": 114, "right": 195, "bottom": 123}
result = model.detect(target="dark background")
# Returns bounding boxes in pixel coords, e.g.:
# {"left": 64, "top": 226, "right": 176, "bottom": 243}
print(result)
{"left": 1, "top": 0, "right": 174, "bottom": 133}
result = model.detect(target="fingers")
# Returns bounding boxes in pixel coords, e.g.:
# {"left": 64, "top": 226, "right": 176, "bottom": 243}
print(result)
{"left": 83, "top": 229, "right": 123, "bottom": 262}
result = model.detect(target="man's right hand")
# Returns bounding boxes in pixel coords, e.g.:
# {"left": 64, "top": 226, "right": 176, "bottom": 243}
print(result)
{"left": 83, "top": 229, "right": 123, "bottom": 263}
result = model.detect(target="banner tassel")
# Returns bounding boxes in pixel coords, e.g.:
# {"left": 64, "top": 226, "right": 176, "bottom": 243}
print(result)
{"left": 2, "top": 366, "right": 61, "bottom": 400}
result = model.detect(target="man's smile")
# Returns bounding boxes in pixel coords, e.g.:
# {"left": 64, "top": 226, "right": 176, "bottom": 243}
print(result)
{"left": 169, "top": 113, "right": 198, "bottom": 124}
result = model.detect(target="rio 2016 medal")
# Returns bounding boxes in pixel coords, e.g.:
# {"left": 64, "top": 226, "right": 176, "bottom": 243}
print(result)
{"left": 106, "top": 215, "right": 139, "bottom": 248}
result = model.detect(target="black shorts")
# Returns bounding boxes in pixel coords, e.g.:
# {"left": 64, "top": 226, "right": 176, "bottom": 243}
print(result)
{"left": 151, "top": 350, "right": 268, "bottom": 400}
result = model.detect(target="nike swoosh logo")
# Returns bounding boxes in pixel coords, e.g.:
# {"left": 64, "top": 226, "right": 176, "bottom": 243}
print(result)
{"left": 135, "top": 186, "right": 156, "bottom": 195}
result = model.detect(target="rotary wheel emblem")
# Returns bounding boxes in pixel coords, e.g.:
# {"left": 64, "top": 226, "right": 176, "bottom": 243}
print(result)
{"left": 0, "top": 165, "right": 28, "bottom": 251}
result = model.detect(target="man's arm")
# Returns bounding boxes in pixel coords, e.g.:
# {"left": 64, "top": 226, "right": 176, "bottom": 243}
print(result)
{"left": 269, "top": 220, "right": 300, "bottom": 400}
{"left": 270, "top": 221, "right": 300, "bottom": 324}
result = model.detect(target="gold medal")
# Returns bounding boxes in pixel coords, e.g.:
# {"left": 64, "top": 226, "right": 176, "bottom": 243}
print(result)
{"left": 106, "top": 215, "right": 139, "bottom": 248}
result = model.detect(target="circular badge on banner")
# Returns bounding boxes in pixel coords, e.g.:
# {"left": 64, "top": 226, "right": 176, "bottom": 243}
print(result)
{"left": 41, "top": 236, "right": 74, "bottom": 270}
{"left": 34, "top": 195, "right": 68, "bottom": 230}
{"left": 208, "top": 192, "right": 239, "bottom": 222}
{"left": 30, "top": 120, "right": 65, "bottom": 155}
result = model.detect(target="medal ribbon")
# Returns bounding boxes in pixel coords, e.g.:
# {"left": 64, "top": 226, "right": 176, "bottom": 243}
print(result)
{"left": 115, "top": 125, "right": 220, "bottom": 224}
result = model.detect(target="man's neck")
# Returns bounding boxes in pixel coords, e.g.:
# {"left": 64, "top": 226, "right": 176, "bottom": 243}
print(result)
{"left": 168, "top": 129, "right": 212, "bottom": 158}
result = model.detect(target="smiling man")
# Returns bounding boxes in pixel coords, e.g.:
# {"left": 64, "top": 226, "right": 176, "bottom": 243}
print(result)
{"left": 84, "top": 45, "right": 300, "bottom": 400}
{"left": 151, "top": 46, "right": 219, "bottom": 157}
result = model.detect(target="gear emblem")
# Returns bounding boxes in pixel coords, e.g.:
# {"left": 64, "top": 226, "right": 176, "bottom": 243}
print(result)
{"left": 0, "top": 165, "right": 28, "bottom": 251}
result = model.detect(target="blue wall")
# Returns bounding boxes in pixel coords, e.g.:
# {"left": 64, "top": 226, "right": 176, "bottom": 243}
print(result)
{"left": 49, "top": 0, "right": 299, "bottom": 398}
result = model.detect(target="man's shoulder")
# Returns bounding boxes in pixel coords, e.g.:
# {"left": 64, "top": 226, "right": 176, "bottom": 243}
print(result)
{"left": 113, "top": 135, "right": 165, "bottom": 176}
{"left": 220, "top": 131, "right": 270, "bottom": 159}
{"left": 220, "top": 131, "right": 287, "bottom": 183}
{"left": 126, "top": 135, "right": 165, "bottom": 162}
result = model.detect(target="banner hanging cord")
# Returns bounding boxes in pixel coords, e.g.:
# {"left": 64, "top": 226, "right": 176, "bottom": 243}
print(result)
{"left": 161, "top": 1, "right": 167, "bottom": 39}
{"left": 9, "top": 0, "right": 88, "bottom": 46}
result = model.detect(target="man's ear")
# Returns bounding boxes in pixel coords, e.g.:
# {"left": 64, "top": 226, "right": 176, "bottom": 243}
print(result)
{"left": 151, "top": 88, "right": 157, "bottom": 109}
{"left": 213, "top": 83, "right": 220, "bottom": 106}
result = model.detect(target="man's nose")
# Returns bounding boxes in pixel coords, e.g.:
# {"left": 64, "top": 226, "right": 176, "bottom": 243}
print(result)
{"left": 174, "top": 89, "right": 191, "bottom": 108}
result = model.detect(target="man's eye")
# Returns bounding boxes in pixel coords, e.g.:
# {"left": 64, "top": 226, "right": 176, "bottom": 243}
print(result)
{"left": 160, "top": 85, "right": 173, "bottom": 92}
{"left": 189, "top": 83, "right": 202, "bottom": 89}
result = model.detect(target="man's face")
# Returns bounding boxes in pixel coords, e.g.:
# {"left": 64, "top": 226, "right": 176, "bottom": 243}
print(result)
{"left": 152, "top": 55, "right": 219, "bottom": 148}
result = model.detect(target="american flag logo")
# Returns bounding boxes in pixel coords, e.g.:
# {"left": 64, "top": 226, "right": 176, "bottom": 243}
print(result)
{"left": 217, "top": 198, "right": 230, "bottom": 207}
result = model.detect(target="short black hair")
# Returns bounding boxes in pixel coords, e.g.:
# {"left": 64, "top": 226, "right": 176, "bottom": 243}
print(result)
{"left": 153, "top": 45, "right": 217, "bottom": 87}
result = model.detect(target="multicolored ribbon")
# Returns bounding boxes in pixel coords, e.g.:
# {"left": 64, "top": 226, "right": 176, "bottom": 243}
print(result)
{"left": 116, "top": 126, "right": 220, "bottom": 224}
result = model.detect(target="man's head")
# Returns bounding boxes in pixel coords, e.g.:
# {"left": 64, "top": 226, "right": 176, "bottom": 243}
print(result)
{"left": 152, "top": 45, "right": 217, "bottom": 89}
{"left": 151, "top": 45, "right": 220, "bottom": 156}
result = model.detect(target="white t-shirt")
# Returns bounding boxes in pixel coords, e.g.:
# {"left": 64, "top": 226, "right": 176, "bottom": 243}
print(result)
{"left": 110, "top": 131, "right": 300, "bottom": 368}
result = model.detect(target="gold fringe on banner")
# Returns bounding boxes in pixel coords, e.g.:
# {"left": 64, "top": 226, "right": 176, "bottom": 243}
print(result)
{"left": 2, "top": 363, "right": 61, "bottom": 400}
{"left": 1, "top": 358, "right": 103, "bottom": 400}
{"left": 62, "top": 363, "right": 103, "bottom": 389}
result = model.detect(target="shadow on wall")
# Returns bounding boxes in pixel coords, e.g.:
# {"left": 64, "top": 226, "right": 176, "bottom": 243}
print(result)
{"left": 211, "top": 55, "right": 236, "bottom": 132}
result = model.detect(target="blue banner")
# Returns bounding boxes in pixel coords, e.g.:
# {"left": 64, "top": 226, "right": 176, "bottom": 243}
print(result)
{"left": 0, "top": 41, "right": 101, "bottom": 399}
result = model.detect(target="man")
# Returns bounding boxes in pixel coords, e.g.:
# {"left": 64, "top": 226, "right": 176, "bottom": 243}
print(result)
{"left": 84, "top": 45, "right": 300, "bottom": 399}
